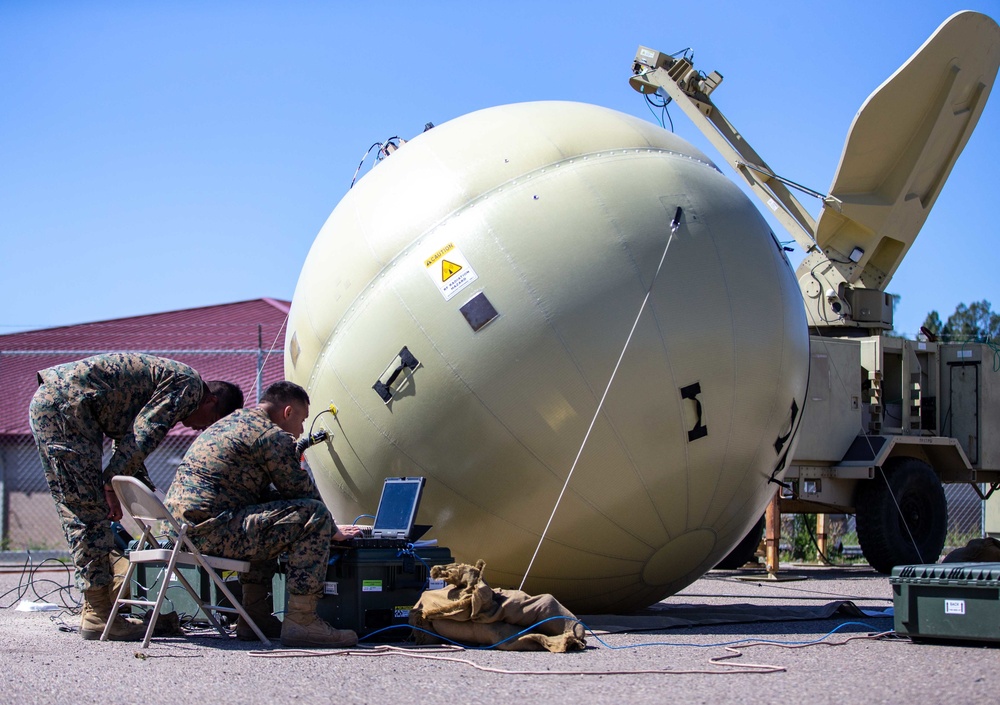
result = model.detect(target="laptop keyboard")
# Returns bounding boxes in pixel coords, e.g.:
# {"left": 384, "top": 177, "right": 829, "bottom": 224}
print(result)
{"left": 332, "top": 527, "right": 410, "bottom": 549}
{"left": 347, "top": 536, "right": 411, "bottom": 549}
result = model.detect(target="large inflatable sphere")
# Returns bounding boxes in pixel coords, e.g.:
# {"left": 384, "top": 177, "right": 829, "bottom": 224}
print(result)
{"left": 285, "top": 101, "right": 809, "bottom": 613}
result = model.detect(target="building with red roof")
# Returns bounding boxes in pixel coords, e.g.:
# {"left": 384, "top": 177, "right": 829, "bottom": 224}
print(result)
{"left": 0, "top": 298, "right": 290, "bottom": 549}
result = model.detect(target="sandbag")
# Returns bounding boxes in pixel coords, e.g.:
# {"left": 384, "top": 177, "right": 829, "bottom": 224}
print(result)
{"left": 409, "top": 560, "right": 586, "bottom": 652}
{"left": 942, "top": 536, "right": 1000, "bottom": 563}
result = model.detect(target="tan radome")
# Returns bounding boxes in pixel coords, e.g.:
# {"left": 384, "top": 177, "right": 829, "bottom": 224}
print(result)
{"left": 285, "top": 101, "right": 809, "bottom": 613}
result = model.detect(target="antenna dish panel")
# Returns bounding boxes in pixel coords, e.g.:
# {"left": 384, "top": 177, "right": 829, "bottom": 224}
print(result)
{"left": 815, "top": 11, "right": 1000, "bottom": 290}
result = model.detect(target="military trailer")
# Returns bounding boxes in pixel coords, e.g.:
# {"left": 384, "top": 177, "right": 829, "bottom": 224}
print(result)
{"left": 628, "top": 11, "right": 1000, "bottom": 572}
{"left": 785, "top": 335, "right": 1000, "bottom": 571}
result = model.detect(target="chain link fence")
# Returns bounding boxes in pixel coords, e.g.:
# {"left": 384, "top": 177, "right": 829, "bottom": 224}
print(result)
{"left": 0, "top": 325, "right": 286, "bottom": 552}
{"left": 779, "top": 482, "right": 985, "bottom": 565}
{"left": 2, "top": 436, "right": 200, "bottom": 551}
{"left": 0, "top": 347, "right": 990, "bottom": 565}
{"left": 7, "top": 440, "right": 990, "bottom": 563}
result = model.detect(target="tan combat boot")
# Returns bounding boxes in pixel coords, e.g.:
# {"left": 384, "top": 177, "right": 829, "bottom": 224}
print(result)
{"left": 80, "top": 587, "right": 146, "bottom": 641}
{"left": 236, "top": 583, "right": 283, "bottom": 641}
{"left": 280, "top": 594, "right": 358, "bottom": 648}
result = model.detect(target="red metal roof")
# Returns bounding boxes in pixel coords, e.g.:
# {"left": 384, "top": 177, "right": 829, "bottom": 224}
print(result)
{"left": 0, "top": 298, "right": 290, "bottom": 435}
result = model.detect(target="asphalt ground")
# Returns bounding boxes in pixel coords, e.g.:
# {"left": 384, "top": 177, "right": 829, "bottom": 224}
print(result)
{"left": 1, "top": 561, "right": 997, "bottom": 705}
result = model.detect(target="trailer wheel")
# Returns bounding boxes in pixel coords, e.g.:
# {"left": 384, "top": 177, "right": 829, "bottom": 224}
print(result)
{"left": 714, "top": 515, "right": 765, "bottom": 569}
{"left": 855, "top": 458, "right": 947, "bottom": 574}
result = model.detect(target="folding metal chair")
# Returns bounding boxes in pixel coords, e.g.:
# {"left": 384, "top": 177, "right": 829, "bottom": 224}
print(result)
{"left": 103, "top": 475, "right": 272, "bottom": 648}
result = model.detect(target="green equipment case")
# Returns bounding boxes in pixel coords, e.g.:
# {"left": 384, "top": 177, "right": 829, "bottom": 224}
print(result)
{"left": 130, "top": 562, "right": 236, "bottom": 624}
{"left": 891, "top": 562, "right": 1000, "bottom": 643}
{"left": 308, "top": 545, "right": 454, "bottom": 640}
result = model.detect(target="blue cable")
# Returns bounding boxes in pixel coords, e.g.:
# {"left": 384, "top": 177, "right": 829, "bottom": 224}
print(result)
{"left": 585, "top": 620, "right": 890, "bottom": 650}
{"left": 359, "top": 617, "right": 576, "bottom": 649}
{"left": 357, "top": 615, "right": 891, "bottom": 650}
{"left": 396, "top": 545, "right": 433, "bottom": 588}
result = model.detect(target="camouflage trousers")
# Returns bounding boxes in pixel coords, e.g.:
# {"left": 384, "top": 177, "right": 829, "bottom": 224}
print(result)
{"left": 28, "top": 384, "right": 114, "bottom": 591}
{"left": 187, "top": 499, "right": 333, "bottom": 596}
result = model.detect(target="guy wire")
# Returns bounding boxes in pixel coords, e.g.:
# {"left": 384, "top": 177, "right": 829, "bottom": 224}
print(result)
{"left": 518, "top": 207, "right": 684, "bottom": 591}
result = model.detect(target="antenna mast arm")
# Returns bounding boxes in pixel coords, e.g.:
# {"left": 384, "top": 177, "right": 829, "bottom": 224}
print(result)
{"left": 629, "top": 15, "right": 999, "bottom": 333}
{"left": 629, "top": 47, "right": 824, "bottom": 255}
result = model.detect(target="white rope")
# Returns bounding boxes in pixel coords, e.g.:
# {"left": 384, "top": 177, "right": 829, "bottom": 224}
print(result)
{"left": 876, "top": 464, "right": 925, "bottom": 562}
{"left": 518, "top": 209, "right": 684, "bottom": 591}
{"left": 248, "top": 643, "right": 787, "bottom": 675}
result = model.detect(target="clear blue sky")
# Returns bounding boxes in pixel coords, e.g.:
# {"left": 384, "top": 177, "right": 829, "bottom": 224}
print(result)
{"left": 2, "top": 1, "right": 997, "bottom": 338}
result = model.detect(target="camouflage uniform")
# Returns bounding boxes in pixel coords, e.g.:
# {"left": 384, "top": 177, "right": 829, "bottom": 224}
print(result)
{"left": 28, "top": 353, "right": 206, "bottom": 591}
{"left": 164, "top": 407, "right": 335, "bottom": 596}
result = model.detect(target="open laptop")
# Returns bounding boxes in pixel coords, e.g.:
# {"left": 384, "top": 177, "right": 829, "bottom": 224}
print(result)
{"left": 348, "top": 477, "right": 426, "bottom": 548}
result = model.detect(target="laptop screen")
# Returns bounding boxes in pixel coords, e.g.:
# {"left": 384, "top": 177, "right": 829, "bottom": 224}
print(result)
{"left": 372, "top": 477, "right": 425, "bottom": 539}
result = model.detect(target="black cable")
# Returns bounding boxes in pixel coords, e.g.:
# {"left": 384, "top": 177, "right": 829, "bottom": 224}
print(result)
{"left": 644, "top": 94, "right": 665, "bottom": 128}
{"left": 308, "top": 408, "right": 333, "bottom": 438}
{"left": 645, "top": 92, "right": 670, "bottom": 108}
{"left": 350, "top": 134, "right": 408, "bottom": 188}
{"left": 643, "top": 92, "right": 674, "bottom": 132}
{"left": 374, "top": 136, "right": 401, "bottom": 163}
{"left": 297, "top": 408, "right": 335, "bottom": 454}
{"left": 349, "top": 143, "right": 383, "bottom": 189}
{"left": 802, "top": 516, "right": 842, "bottom": 567}
{"left": 0, "top": 554, "right": 78, "bottom": 611}
{"left": 806, "top": 258, "right": 845, "bottom": 324}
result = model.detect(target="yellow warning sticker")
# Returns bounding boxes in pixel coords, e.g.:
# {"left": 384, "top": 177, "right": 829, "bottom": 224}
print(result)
{"left": 441, "top": 260, "right": 462, "bottom": 281}
{"left": 423, "top": 242, "right": 478, "bottom": 301}
{"left": 424, "top": 243, "right": 455, "bottom": 268}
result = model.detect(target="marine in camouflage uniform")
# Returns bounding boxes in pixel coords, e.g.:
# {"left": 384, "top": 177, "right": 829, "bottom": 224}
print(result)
{"left": 166, "top": 381, "right": 359, "bottom": 647}
{"left": 28, "top": 353, "right": 223, "bottom": 592}
{"left": 164, "top": 406, "right": 335, "bottom": 596}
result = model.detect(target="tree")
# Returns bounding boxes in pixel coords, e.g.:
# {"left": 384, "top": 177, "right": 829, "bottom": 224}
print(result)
{"left": 921, "top": 310, "right": 943, "bottom": 338}
{"left": 922, "top": 300, "right": 1000, "bottom": 342}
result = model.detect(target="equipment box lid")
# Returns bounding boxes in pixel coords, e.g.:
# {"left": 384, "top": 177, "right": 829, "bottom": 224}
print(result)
{"left": 890, "top": 562, "right": 1000, "bottom": 585}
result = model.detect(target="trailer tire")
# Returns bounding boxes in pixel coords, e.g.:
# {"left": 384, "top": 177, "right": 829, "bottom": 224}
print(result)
{"left": 855, "top": 458, "right": 947, "bottom": 574}
{"left": 714, "top": 515, "right": 765, "bottom": 569}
